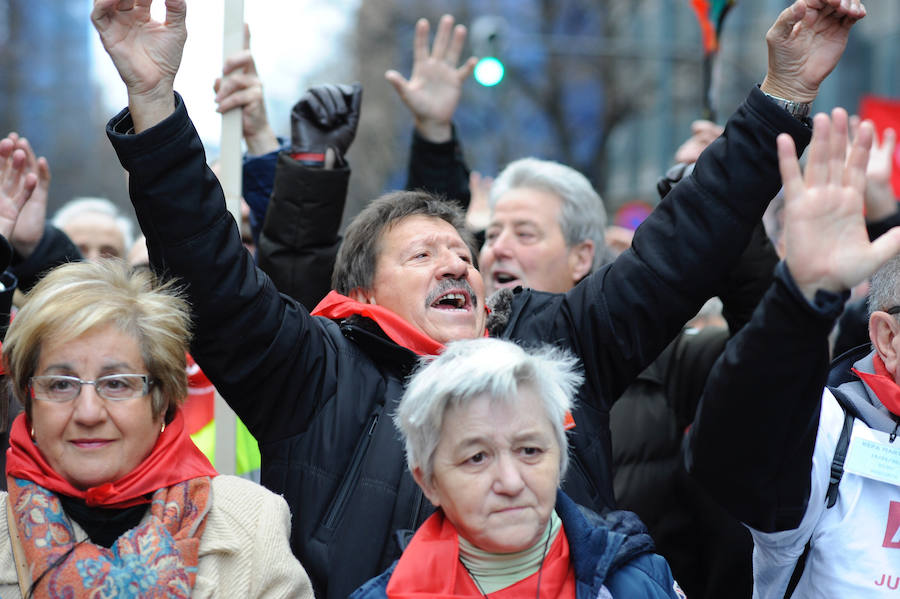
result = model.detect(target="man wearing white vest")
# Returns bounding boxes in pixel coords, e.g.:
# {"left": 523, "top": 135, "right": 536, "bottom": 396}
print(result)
{"left": 686, "top": 107, "right": 900, "bottom": 597}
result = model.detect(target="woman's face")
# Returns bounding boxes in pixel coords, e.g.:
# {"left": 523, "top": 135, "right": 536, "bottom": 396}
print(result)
{"left": 30, "top": 323, "right": 161, "bottom": 490}
{"left": 415, "top": 386, "right": 561, "bottom": 553}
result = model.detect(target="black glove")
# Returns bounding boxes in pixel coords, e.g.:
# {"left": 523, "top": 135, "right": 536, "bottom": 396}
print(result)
{"left": 290, "top": 83, "right": 362, "bottom": 166}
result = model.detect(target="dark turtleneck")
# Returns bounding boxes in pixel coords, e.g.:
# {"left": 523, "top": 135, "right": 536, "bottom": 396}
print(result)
{"left": 57, "top": 494, "right": 150, "bottom": 548}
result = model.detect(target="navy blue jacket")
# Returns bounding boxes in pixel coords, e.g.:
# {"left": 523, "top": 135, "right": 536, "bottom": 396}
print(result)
{"left": 350, "top": 490, "right": 681, "bottom": 599}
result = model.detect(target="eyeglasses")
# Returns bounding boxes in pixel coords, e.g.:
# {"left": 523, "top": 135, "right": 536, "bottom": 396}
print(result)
{"left": 886, "top": 306, "right": 900, "bottom": 316}
{"left": 30, "top": 374, "right": 152, "bottom": 403}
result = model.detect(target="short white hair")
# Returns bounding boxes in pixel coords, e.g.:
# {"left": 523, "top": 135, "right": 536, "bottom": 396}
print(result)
{"left": 52, "top": 197, "right": 134, "bottom": 252}
{"left": 395, "top": 338, "right": 583, "bottom": 483}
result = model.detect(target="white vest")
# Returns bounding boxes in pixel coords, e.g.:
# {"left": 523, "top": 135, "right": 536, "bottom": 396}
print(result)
{"left": 750, "top": 389, "right": 900, "bottom": 598}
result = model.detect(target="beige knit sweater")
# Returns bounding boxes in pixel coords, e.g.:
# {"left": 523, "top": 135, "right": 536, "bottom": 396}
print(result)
{"left": 0, "top": 475, "right": 313, "bottom": 598}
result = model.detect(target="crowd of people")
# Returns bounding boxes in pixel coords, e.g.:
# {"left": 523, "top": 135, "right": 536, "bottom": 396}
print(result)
{"left": 0, "top": 0, "right": 893, "bottom": 596}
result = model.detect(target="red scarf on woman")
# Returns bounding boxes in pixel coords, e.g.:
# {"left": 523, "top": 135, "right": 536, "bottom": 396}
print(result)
{"left": 385, "top": 511, "right": 576, "bottom": 599}
{"left": 6, "top": 408, "right": 217, "bottom": 508}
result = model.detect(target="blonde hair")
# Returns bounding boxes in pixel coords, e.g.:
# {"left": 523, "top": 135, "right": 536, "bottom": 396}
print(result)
{"left": 3, "top": 259, "right": 191, "bottom": 422}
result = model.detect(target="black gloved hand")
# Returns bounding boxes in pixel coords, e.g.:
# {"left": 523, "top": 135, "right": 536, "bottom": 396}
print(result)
{"left": 290, "top": 83, "right": 362, "bottom": 166}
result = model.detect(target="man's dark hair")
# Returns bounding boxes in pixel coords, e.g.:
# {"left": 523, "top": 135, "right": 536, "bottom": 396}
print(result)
{"left": 332, "top": 190, "right": 477, "bottom": 295}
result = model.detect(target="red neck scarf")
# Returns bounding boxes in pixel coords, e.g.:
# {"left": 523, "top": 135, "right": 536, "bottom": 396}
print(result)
{"left": 312, "top": 290, "right": 450, "bottom": 356}
{"left": 852, "top": 354, "right": 900, "bottom": 418}
{"left": 385, "top": 511, "right": 576, "bottom": 599}
{"left": 6, "top": 408, "right": 218, "bottom": 508}
{"left": 313, "top": 291, "right": 576, "bottom": 431}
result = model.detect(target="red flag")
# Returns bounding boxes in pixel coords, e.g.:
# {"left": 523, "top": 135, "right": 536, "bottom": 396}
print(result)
{"left": 860, "top": 95, "right": 900, "bottom": 198}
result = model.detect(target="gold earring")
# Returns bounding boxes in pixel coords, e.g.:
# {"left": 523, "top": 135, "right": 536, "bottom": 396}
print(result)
{"left": 29, "top": 426, "right": 34, "bottom": 439}
{"left": 160, "top": 422, "right": 166, "bottom": 434}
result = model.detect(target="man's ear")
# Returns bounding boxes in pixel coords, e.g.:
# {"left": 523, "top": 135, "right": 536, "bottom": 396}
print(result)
{"left": 412, "top": 466, "right": 440, "bottom": 508}
{"left": 349, "top": 288, "right": 376, "bottom": 304}
{"left": 568, "top": 240, "right": 595, "bottom": 284}
{"left": 870, "top": 312, "right": 899, "bottom": 371}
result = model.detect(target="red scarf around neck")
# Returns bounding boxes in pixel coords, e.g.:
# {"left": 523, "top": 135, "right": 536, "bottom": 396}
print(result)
{"left": 312, "top": 291, "right": 576, "bottom": 430}
{"left": 6, "top": 408, "right": 218, "bottom": 509}
{"left": 852, "top": 354, "right": 900, "bottom": 418}
{"left": 312, "top": 290, "right": 452, "bottom": 356}
{"left": 385, "top": 510, "right": 575, "bottom": 599}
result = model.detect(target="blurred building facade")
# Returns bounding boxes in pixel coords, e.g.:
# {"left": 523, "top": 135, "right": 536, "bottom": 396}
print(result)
{"left": 0, "top": 0, "right": 128, "bottom": 219}
{"left": 0, "top": 0, "right": 898, "bottom": 229}
{"left": 350, "top": 0, "right": 900, "bottom": 221}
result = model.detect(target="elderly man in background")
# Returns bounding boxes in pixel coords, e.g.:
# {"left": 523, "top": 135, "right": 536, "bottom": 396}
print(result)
{"left": 52, "top": 197, "right": 133, "bottom": 261}
{"left": 687, "top": 108, "right": 900, "bottom": 598}
{"left": 480, "top": 157, "right": 607, "bottom": 296}
{"left": 92, "top": 0, "right": 865, "bottom": 596}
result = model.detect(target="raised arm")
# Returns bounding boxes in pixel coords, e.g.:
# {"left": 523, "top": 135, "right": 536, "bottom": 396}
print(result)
{"left": 95, "top": 0, "right": 337, "bottom": 440}
{"left": 214, "top": 25, "right": 280, "bottom": 157}
{"left": 532, "top": 0, "right": 869, "bottom": 404}
{"left": 385, "top": 15, "right": 475, "bottom": 144}
{"left": 388, "top": 15, "right": 474, "bottom": 208}
{"left": 687, "top": 108, "right": 900, "bottom": 532}
{"left": 2, "top": 134, "right": 82, "bottom": 292}
{"left": 760, "top": 0, "right": 865, "bottom": 103}
{"left": 0, "top": 134, "right": 36, "bottom": 343}
{"left": 859, "top": 121, "right": 899, "bottom": 226}
{"left": 91, "top": 0, "right": 186, "bottom": 132}
{"left": 7, "top": 134, "right": 49, "bottom": 259}
{"left": 0, "top": 135, "right": 37, "bottom": 241}
{"left": 256, "top": 84, "right": 360, "bottom": 309}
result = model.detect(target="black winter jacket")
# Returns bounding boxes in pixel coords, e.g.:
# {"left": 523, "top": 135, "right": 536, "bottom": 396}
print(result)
{"left": 106, "top": 87, "right": 810, "bottom": 599}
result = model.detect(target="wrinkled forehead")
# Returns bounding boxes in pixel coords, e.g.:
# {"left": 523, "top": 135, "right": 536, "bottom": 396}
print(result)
{"left": 490, "top": 186, "right": 565, "bottom": 229}
{"left": 440, "top": 387, "right": 559, "bottom": 443}
{"left": 378, "top": 214, "right": 474, "bottom": 258}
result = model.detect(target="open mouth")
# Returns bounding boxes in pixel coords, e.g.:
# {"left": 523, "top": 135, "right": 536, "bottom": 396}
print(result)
{"left": 431, "top": 291, "right": 471, "bottom": 310}
{"left": 492, "top": 271, "right": 521, "bottom": 287}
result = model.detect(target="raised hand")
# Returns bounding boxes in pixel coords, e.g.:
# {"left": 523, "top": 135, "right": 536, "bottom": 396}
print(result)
{"left": 214, "top": 24, "right": 279, "bottom": 156}
{"left": 0, "top": 135, "right": 38, "bottom": 241}
{"left": 385, "top": 15, "right": 477, "bottom": 143}
{"left": 780, "top": 108, "right": 900, "bottom": 299}
{"left": 91, "top": 0, "right": 188, "bottom": 132}
{"left": 861, "top": 123, "right": 898, "bottom": 221}
{"left": 8, "top": 135, "right": 50, "bottom": 258}
{"left": 673, "top": 120, "right": 724, "bottom": 165}
{"left": 290, "top": 84, "right": 363, "bottom": 164}
{"left": 762, "top": 0, "right": 866, "bottom": 103}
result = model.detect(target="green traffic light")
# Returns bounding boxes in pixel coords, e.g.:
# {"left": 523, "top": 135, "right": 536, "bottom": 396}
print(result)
{"left": 474, "top": 57, "right": 504, "bottom": 87}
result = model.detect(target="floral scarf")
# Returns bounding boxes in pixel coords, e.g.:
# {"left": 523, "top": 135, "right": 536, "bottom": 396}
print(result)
{"left": 7, "top": 476, "right": 211, "bottom": 598}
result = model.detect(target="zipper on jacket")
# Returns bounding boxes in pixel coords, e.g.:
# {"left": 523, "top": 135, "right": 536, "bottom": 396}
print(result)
{"left": 322, "top": 412, "right": 379, "bottom": 531}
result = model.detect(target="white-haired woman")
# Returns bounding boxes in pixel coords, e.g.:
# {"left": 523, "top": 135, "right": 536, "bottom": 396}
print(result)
{"left": 351, "top": 337, "right": 683, "bottom": 599}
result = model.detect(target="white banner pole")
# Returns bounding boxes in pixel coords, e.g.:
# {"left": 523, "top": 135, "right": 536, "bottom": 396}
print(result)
{"left": 215, "top": 0, "right": 244, "bottom": 476}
